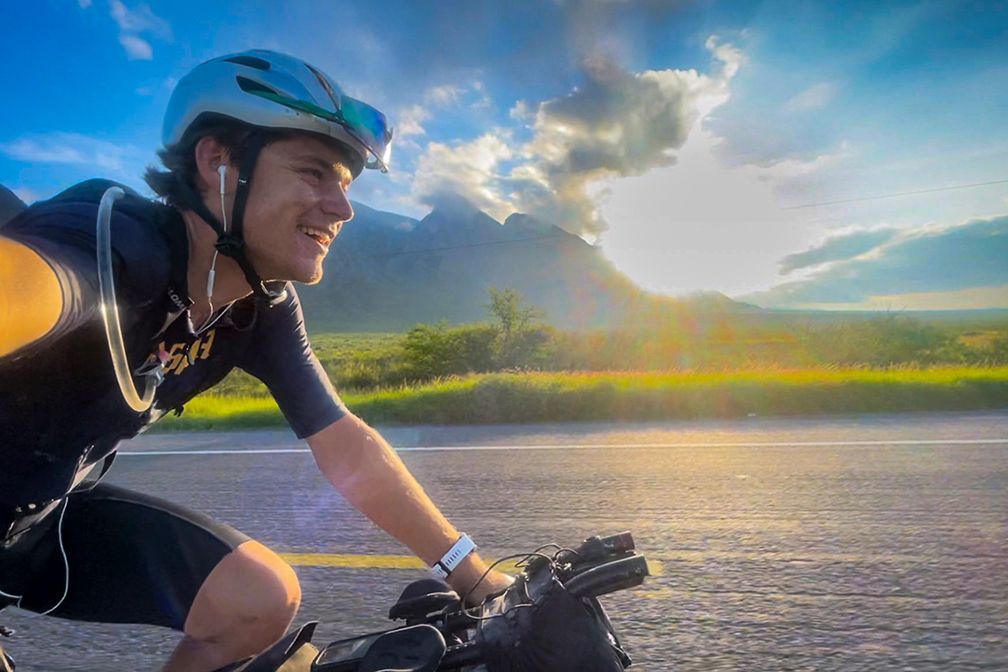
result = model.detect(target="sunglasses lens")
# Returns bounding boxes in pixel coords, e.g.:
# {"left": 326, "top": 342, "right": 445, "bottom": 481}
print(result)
{"left": 339, "top": 96, "right": 392, "bottom": 165}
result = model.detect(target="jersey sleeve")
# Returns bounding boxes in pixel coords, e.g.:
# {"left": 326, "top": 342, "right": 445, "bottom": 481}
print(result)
{"left": 0, "top": 199, "right": 171, "bottom": 350}
{"left": 236, "top": 283, "right": 348, "bottom": 438}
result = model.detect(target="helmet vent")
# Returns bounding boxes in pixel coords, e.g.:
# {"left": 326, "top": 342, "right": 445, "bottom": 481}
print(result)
{"left": 223, "top": 55, "right": 271, "bottom": 71}
{"left": 236, "top": 75, "right": 279, "bottom": 96}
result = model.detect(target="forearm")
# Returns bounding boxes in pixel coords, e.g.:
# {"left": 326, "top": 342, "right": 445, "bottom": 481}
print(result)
{"left": 308, "top": 413, "right": 510, "bottom": 602}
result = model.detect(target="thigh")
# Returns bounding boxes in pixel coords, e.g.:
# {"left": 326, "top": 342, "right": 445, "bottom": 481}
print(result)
{"left": 18, "top": 482, "right": 250, "bottom": 630}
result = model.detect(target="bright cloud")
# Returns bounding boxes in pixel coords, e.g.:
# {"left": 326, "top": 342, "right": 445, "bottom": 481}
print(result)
{"left": 786, "top": 82, "right": 837, "bottom": 112}
{"left": 397, "top": 104, "right": 431, "bottom": 137}
{"left": 425, "top": 84, "right": 463, "bottom": 106}
{"left": 778, "top": 227, "right": 898, "bottom": 275}
{"left": 119, "top": 34, "right": 153, "bottom": 60}
{"left": 411, "top": 132, "right": 515, "bottom": 220}
{"left": 108, "top": 1, "right": 171, "bottom": 36}
{"left": 107, "top": 1, "right": 171, "bottom": 60}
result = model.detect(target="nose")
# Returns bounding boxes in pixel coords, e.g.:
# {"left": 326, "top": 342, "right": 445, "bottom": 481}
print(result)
{"left": 319, "top": 181, "right": 354, "bottom": 227}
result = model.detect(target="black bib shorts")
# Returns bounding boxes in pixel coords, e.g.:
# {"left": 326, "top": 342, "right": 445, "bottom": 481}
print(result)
{"left": 0, "top": 483, "right": 249, "bottom": 631}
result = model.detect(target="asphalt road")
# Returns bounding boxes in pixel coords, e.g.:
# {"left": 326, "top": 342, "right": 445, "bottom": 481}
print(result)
{"left": 3, "top": 411, "right": 1007, "bottom": 671}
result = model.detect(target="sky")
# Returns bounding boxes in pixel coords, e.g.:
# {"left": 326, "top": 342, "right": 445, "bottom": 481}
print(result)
{"left": 1, "top": 0, "right": 1007, "bottom": 310}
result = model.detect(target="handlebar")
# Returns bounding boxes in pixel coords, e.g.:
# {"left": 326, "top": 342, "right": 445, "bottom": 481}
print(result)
{"left": 311, "top": 531, "right": 648, "bottom": 672}
{"left": 564, "top": 555, "right": 649, "bottom": 598}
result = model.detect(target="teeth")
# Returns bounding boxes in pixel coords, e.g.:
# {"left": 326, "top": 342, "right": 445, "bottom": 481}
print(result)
{"left": 297, "top": 225, "right": 332, "bottom": 245}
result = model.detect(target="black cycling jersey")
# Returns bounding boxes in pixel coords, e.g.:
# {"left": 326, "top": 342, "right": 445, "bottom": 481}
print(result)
{"left": 0, "top": 180, "right": 347, "bottom": 509}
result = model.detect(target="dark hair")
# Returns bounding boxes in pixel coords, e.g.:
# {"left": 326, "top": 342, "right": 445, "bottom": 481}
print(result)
{"left": 144, "top": 114, "right": 362, "bottom": 207}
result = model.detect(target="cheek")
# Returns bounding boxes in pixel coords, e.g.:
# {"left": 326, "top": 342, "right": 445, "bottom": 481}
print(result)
{"left": 238, "top": 165, "right": 318, "bottom": 246}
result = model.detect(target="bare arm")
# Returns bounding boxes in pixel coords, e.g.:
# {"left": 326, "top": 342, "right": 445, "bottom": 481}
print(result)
{"left": 0, "top": 237, "right": 63, "bottom": 357}
{"left": 307, "top": 413, "right": 513, "bottom": 604}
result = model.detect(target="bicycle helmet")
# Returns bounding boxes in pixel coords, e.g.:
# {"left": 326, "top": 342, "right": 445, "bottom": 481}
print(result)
{"left": 162, "top": 49, "right": 394, "bottom": 301}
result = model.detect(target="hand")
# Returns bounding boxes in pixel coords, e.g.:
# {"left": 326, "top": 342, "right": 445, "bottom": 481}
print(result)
{"left": 445, "top": 553, "right": 515, "bottom": 606}
{"left": 462, "top": 568, "right": 515, "bottom": 606}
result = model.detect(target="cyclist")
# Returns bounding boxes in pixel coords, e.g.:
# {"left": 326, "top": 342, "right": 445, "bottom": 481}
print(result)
{"left": 0, "top": 50, "right": 511, "bottom": 672}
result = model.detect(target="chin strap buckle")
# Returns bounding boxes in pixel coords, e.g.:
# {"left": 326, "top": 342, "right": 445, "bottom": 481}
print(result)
{"left": 214, "top": 233, "right": 244, "bottom": 258}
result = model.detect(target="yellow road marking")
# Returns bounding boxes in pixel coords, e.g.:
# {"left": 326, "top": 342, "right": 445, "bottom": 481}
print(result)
{"left": 277, "top": 553, "right": 663, "bottom": 576}
{"left": 279, "top": 553, "right": 426, "bottom": 569}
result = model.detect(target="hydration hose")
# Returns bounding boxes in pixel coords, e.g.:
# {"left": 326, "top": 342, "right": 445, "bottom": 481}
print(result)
{"left": 96, "top": 187, "right": 164, "bottom": 412}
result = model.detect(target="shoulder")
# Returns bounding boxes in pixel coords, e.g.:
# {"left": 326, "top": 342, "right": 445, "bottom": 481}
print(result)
{"left": 253, "top": 282, "right": 305, "bottom": 327}
{"left": 3, "top": 179, "right": 175, "bottom": 298}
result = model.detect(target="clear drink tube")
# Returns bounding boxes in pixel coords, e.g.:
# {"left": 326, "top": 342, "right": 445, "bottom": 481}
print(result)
{"left": 96, "top": 187, "right": 161, "bottom": 412}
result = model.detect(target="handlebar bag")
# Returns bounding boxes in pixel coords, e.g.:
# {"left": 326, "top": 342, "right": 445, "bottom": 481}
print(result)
{"left": 478, "top": 575, "right": 627, "bottom": 672}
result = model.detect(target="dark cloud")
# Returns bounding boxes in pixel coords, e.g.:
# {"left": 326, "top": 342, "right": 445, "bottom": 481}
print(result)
{"left": 535, "top": 55, "right": 693, "bottom": 178}
{"left": 509, "top": 45, "right": 738, "bottom": 235}
{"left": 748, "top": 215, "right": 1008, "bottom": 306}
{"left": 779, "top": 227, "right": 898, "bottom": 274}
{"left": 299, "top": 0, "right": 670, "bottom": 108}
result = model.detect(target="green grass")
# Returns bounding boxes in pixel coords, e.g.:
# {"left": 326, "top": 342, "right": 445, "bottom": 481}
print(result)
{"left": 153, "top": 366, "right": 1008, "bottom": 431}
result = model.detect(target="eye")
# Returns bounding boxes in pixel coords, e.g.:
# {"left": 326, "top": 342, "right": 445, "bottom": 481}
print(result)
{"left": 303, "top": 168, "right": 324, "bottom": 181}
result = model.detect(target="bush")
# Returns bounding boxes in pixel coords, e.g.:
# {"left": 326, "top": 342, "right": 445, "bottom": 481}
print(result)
{"left": 402, "top": 322, "right": 500, "bottom": 379}
{"left": 793, "top": 314, "right": 951, "bottom": 366}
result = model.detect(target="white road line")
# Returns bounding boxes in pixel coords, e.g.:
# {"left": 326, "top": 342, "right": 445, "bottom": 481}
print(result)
{"left": 117, "top": 438, "right": 1008, "bottom": 456}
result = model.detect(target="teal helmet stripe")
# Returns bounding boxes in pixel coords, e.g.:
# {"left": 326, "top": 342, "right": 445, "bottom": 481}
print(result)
{"left": 242, "top": 87, "right": 392, "bottom": 169}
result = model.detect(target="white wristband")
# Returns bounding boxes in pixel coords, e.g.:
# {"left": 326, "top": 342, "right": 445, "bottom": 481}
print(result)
{"left": 431, "top": 533, "right": 477, "bottom": 580}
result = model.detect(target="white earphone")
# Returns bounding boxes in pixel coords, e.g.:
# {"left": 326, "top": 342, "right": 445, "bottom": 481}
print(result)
{"left": 206, "top": 164, "right": 228, "bottom": 303}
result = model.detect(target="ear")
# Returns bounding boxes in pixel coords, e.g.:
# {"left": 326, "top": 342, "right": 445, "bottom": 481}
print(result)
{"left": 193, "top": 135, "right": 234, "bottom": 196}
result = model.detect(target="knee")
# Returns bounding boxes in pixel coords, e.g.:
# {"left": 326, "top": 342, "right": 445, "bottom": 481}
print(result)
{"left": 186, "top": 540, "right": 302, "bottom": 652}
{"left": 248, "top": 550, "right": 302, "bottom": 636}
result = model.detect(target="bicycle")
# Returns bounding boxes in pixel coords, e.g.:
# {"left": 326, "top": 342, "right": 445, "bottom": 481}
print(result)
{"left": 0, "top": 531, "right": 649, "bottom": 671}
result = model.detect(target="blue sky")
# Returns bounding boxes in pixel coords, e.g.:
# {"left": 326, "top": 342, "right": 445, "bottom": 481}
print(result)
{"left": 2, "top": 0, "right": 1007, "bottom": 309}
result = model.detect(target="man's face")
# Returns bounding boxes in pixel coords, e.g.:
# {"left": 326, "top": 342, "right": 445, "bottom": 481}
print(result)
{"left": 240, "top": 134, "right": 355, "bottom": 285}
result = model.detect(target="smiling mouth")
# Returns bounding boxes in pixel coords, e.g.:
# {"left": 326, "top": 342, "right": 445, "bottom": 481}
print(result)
{"left": 296, "top": 225, "right": 334, "bottom": 248}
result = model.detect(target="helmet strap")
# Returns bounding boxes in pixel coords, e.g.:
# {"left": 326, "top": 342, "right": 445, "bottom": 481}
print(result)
{"left": 175, "top": 132, "right": 286, "bottom": 305}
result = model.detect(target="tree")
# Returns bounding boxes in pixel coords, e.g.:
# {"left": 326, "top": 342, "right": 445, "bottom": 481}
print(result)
{"left": 486, "top": 287, "right": 545, "bottom": 339}
{"left": 485, "top": 287, "right": 550, "bottom": 369}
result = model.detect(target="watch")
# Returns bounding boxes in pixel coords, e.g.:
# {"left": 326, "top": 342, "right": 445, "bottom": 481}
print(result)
{"left": 431, "top": 533, "right": 477, "bottom": 580}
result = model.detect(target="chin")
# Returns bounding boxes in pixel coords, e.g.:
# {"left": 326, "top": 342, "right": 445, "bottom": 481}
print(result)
{"left": 295, "top": 262, "right": 325, "bottom": 285}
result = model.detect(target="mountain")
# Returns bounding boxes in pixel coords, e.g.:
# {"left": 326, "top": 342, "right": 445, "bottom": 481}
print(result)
{"left": 297, "top": 200, "right": 751, "bottom": 331}
{"left": 0, "top": 185, "right": 26, "bottom": 227}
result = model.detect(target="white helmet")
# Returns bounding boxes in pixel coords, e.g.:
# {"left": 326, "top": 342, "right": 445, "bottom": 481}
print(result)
{"left": 163, "top": 49, "right": 393, "bottom": 175}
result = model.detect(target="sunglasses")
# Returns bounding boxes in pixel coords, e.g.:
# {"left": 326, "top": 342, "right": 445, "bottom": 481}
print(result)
{"left": 247, "top": 87, "right": 393, "bottom": 172}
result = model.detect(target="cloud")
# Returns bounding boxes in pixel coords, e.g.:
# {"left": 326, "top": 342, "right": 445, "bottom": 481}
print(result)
{"left": 409, "top": 37, "right": 744, "bottom": 236}
{"left": 78, "top": 0, "right": 92, "bottom": 8}
{"left": 108, "top": 1, "right": 171, "bottom": 59}
{"left": 108, "top": 0, "right": 171, "bottom": 36}
{"left": 779, "top": 227, "right": 898, "bottom": 274}
{"left": 745, "top": 215, "right": 1008, "bottom": 307}
{"left": 411, "top": 133, "right": 515, "bottom": 220}
{"left": 425, "top": 84, "right": 463, "bottom": 106}
{"left": 119, "top": 34, "right": 153, "bottom": 60}
{"left": 509, "top": 100, "right": 531, "bottom": 122}
{"left": 0, "top": 132, "right": 150, "bottom": 180}
{"left": 397, "top": 104, "right": 431, "bottom": 137}
{"left": 785, "top": 82, "right": 837, "bottom": 112}
{"left": 470, "top": 80, "right": 493, "bottom": 111}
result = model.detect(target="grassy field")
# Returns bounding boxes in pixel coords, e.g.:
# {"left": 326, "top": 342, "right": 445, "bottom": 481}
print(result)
{"left": 154, "top": 366, "right": 1008, "bottom": 431}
